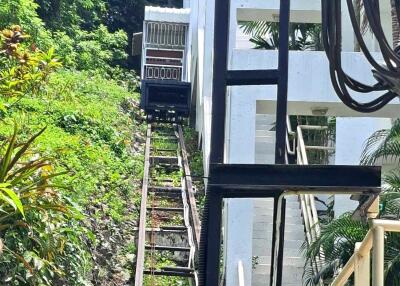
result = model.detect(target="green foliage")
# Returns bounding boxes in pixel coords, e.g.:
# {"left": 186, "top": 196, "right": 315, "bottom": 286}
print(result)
{"left": 0, "top": 0, "right": 131, "bottom": 76}
{"left": 73, "top": 25, "right": 128, "bottom": 73}
{"left": 303, "top": 213, "right": 368, "bottom": 285}
{"left": 0, "top": 0, "right": 53, "bottom": 49}
{"left": 0, "top": 125, "right": 91, "bottom": 285}
{"left": 0, "top": 1, "right": 144, "bottom": 283}
{"left": 0, "top": 26, "right": 62, "bottom": 107}
{"left": 240, "top": 21, "right": 323, "bottom": 51}
{"left": 361, "top": 118, "right": 400, "bottom": 166}
{"left": 1, "top": 70, "right": 143, "bottom": 216}
{"left": 36, "top": 0, "right": 106, "bottom": 33}
{"left": 0, "top": 69, "right": 144, "bottom": 283}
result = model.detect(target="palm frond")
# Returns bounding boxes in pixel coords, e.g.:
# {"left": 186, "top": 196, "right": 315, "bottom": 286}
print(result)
{"left": 239, "top": 21, "right": 277, "bottom": 37}
{"left": 303, "top": 214, "right": 368, "bottom": 284}
{"left": 361, "top": 119, "right": 400, "bottom": 165}
{"left": 383, "top": 170, "right": 400, "bottom": 192}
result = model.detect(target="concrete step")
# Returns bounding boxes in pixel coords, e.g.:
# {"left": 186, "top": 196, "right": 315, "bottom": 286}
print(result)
{"left": 252, "top": 212, "right": 303, "bottom": 222}
{"left": 252, "top": 268, "right": 303, "bottom": 286}
{"left": 253, "top": 222, "right": 305, "bottom": 233}
{"left": 254, "top": 207, "right": 302, "bottom": 217}
{"left": 255, "top": 256, "right": 304, "bottom": 268}
{"left": 252, "top": 197, "right": 305, "bottom": 286}
{"left": 253, "top": 200, "right": 301, "bottom": 209}
{"left": 256, "top": 130, "right": 275, "bottom": 137}
{"left": 256, "top": 114, "right": 276, "bottom": 124}
{"left": 255, "top": 154, "right": 275, "bottom": 164}
{"left": 253, "top": 230, "right": 305, "bottom": 241}
{"left": 254, "top": 238, "right": 304, "bottom": 250}
{"left": 256, "top": 131, "right": 276, "bottom": 140}
{"left": 252, "top": 239, "right": 304, "bottom": 256}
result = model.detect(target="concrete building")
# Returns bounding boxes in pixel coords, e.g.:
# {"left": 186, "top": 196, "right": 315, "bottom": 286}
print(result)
{"left": 143, "top": 1, "right": 399, "bottom": 285}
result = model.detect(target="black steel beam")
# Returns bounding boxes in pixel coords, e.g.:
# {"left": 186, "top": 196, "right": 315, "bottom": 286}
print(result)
{"left": 145, "top": 245, "right": 191, "bottom": 252}
{"left": 272, "top": 2, "right": 291, "bottom": 281}
{"left": 226, "top": 69, "right": 279, "bottom": 86}
{"left": 147, "top": 207, "right": 184, "bottom": 212}
{"left": 209, "top": 164, "right": 381, "bottom": 191}
{"left": 209, "top": 0, "right": 230, "bottom": 164}
{"left": 143, "top": 270, "right": 194, "bottom": 278}
{"left": 275, "top": 0, "right": 291, "bottom": 164}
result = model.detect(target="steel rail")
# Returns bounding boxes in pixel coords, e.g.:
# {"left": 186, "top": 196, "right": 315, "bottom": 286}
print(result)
{"left": 178, "top": 125, "right": 201, "bottom": 249}
{"left": 134, "top": 123, "right": 200, "bottom": 286}
{"left": 134, "top": 124, "right": 152, "bottom": 286}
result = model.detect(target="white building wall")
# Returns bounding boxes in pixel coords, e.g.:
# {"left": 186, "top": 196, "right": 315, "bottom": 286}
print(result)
{"left": 184, "top": 0, "right": 399, "bottom": 284}
{"left": 335, "top": 118, "right": 393, "bottom": 216}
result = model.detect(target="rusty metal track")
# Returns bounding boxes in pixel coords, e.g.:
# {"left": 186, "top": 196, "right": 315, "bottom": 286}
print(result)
{"left": 135, "top": 123, "right": 200, "bottom": 286}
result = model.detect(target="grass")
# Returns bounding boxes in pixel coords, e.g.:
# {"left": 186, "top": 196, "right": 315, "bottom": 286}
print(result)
{"left": 144, "top": 252, "right": 190, "bottom": 286}
{"left": 0, "top": 69, "right": 145, "bottom": 284}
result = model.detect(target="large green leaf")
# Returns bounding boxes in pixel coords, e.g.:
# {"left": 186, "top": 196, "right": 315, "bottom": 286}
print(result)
{"left": 0, "top": 183, "right": 24, "bottom": 217}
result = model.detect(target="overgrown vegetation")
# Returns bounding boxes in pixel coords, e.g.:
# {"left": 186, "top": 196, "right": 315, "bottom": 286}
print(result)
{"left": 0, "top": 0, "right": 148, "bottom": 282}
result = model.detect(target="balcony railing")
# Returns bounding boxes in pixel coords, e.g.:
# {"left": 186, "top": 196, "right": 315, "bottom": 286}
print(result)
{"left": 144, "top": 65, "right": 182, "bottom": 81}
{"left": 145, "top": 21, "right": 187, "bottom": 49}
{"left": 331, "top": 220, "right": 400, "bottom": 286}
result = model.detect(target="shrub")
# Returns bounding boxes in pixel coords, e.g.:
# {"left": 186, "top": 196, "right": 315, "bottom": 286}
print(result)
{"left": 0, "top": 125, "right": 91, "bottom": 285}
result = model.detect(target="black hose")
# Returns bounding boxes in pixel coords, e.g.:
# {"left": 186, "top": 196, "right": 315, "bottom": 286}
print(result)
{"left": 321, "top": 0, "right": 400, "bottom": 113}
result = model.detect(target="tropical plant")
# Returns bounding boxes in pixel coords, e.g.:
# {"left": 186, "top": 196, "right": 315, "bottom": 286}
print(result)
{"left": 303, "top": 198, "right": 400, "bottom": 285}
{"left": 361, "top": 119, "right": 400, "bottom": 166}
{"left": 303, "top": 119, "right": 400, "bottom": 285}
{"left": 239, "top": 21, "right": 323, "bottom": 51}
{"left": 0, "top": 124, "right": 90, "bottom": 285}
{"left": 0, "top": 26, "right": 61, "bottom": 108}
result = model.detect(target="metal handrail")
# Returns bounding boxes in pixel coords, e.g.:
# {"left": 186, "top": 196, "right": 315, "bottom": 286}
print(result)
{"left": 237, "top": 260, "right": 245, "bottom": 286}
{"left": 331, "top": 220, "right": 400, "bottom": 286}
{"left": 296, "top": 125, "right": 322, "bottom": 240}
{"left": 291, "top": 122, "right": 335, "bottom": 283}
{"left": 286, "top": 116, "right": 296, "bottom": 156}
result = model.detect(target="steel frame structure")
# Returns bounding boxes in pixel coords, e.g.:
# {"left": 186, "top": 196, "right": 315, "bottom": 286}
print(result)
{"left": 198, "top": 1, "right": 382, "bottom": 286}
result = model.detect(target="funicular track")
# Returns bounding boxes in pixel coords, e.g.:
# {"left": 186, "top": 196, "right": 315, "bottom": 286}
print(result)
{"left": 135, "top": 123, "right": 201, "bottom": 286}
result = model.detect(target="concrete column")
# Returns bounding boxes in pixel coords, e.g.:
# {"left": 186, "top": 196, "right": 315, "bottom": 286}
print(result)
{"left": 200, "top": 0, "right": 215, "bottom": 176}
{"left": 225, "top": 199, "right": 254, "bottom": 286}
{"left": 224, "top": 90, "right": 256, "bottom": 286}
{"left": 335, "top": 117, "right": 392, "bottom": 216}
{"left": 341, "top": 0, "right": 355, "bottom": 52}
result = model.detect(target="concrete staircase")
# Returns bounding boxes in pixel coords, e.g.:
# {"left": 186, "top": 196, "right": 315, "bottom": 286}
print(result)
{"left": 252, "top": 114, "right": 306, "bottom": 286}
{"left": 252, "top": 197, "right": 306, "bottom": 286}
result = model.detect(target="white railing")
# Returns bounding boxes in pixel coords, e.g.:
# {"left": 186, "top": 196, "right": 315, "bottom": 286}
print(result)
{"left": 145, "top": 21, "right": 187, "bottom": 49}
{"left": 297, "top": 125, "right": 335, "bottom": 242}
{"left": 237, "top": 260, "right": 245, "bottom": 286}
{"left": 144, "top": 65, "right": 182, "bottom": 80}
{"left": 331, "top": 220, "right": 400, "bottom": 286}
{"left": 292, "top": 122, "right": 335, "bottom": 280}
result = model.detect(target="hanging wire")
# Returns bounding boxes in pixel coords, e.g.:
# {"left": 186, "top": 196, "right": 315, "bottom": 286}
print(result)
{"left": 321, "top": 0, "right": 400, "bottom": 112}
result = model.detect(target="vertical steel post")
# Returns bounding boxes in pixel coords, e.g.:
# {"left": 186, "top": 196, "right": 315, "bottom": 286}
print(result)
{"left": 199, "top": 0, "right": 230, "bottom": 286}
{"left": 275, "top": 0, "right": 291, "bottom": 163}
{"left": 202, "top": 191, "right": 223, "bottom": 285}
{"left": 199, "top": 0, "right": 230, "bottom": 284}
{"left": 271, "top": 1, "right": 291, "bottom": 285}
{"left": 209, "top": 0, "right": 230, "bottom": 165}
